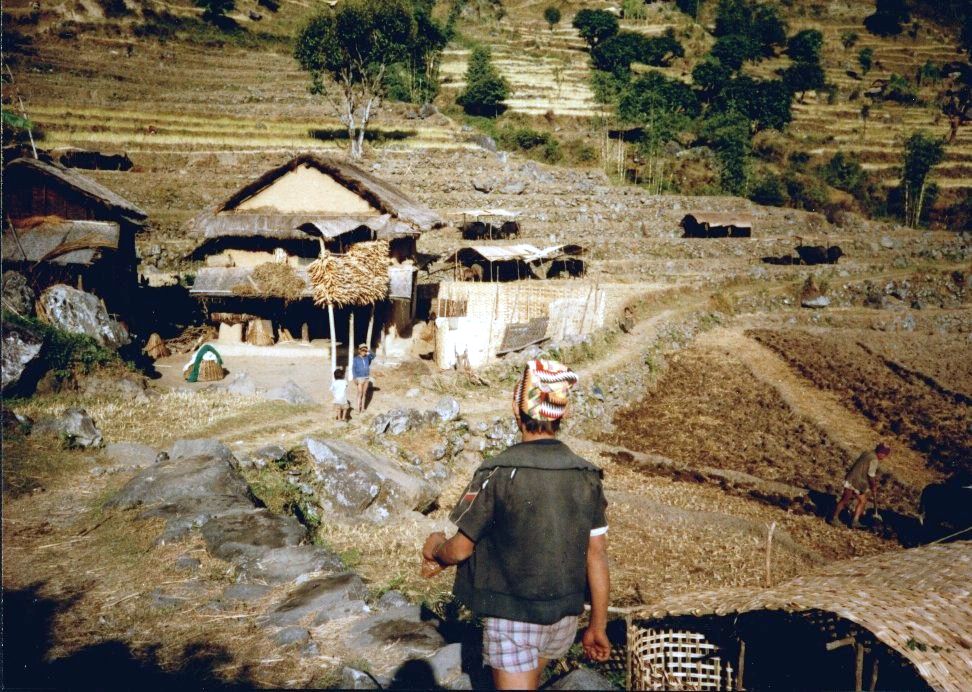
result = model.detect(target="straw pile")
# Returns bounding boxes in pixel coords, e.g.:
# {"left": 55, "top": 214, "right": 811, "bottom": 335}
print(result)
{"left": 246, "top": 319, "right": 275, "bottom": 346}
{"left": 307, "top": 241, "right": 390, "bottom": 308}
{"left": 143, "top": 333, "right": 170, "bottom": 359}
{"left": 231, "top": 263, "right": 306, "bottom": 302}
{"left": 197, "top": 359, "right": 225, "bottom": 381}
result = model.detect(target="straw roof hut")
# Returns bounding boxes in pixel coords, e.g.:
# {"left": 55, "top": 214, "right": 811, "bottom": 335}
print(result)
{"left": 3, "top": 157, "right": 147, "bottom": 313}
{"left": 629, "top": 541, "right": 971, "bottom": 691}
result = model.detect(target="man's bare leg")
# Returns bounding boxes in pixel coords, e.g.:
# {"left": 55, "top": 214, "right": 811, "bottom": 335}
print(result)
{"left": 851, "top": 492, "right": 869, "bottom": 527}
{"left": 492, "top": 661, "right": 545, "bottom": 691}
{"left": 829, "top": 488, "right": 854, "bottom": 524}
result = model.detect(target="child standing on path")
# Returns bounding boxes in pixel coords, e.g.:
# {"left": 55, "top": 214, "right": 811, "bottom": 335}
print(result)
{"left": 330, "top": 367, "right": 350, "bottom": 421}
{"left": 352, "top": 344, "right": 375, "bottom": 412}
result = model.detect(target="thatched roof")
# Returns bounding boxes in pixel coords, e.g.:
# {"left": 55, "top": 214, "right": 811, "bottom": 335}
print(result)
{"left": 189, "top": 266, "right": 313, "bottom": 299}
{"left": 637, "top": 541, "right": 972, "bottom": 691}
{"left": 193, "top": 154, "right": 444, "bottom": 245}
{"left": 682, "top": 212, "right": 754, "bottom": 229}
{"left": 2, "top": 219, "right": 121, "bottom": 266}
{"left": 6, "top": 157, "right": 147, "bottom": 225}
{"left": 443, "top": 244, "right": 586, "bottom": 266}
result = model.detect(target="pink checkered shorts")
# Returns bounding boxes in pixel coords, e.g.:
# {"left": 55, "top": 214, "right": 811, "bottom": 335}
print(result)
{"left": 483, "top": 615, "right": 579, "bottom": 673}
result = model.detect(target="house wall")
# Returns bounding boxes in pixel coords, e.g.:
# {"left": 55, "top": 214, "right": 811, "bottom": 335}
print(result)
{"left": 204, "top": 249, "right": 310, "bottom": 269}
{"left": 433, "top": 281, "right": 607, "bottom": 369}
{"left": 235, "top": 165, "right": 381, "bottom": 215}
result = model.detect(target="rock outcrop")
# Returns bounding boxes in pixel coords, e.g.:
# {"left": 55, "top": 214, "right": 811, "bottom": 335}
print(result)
{"left": 37, "top": 284, "right": 129, "bottom": 349}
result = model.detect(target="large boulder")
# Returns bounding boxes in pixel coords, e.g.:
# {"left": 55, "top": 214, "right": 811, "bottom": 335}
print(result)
{"left": 264, "top": 573, "right": 368, "bottom": 626}
{"left": 1, "top": 271, "right": 35, "bottom": 316}
{"left": 33, "top": 407, "right": 103, "bottom": 448}
{"left": 235, "top": 544, "right": 344, "bottom": 584}
{"left": 265, "top": 380, "right": 315, "bottom": 405}
{"left": 80, "top": 374, "right": 149, "bottom": 403}
{"left": 347, "top": 605, "right": 445, "bottom": 658}
{"left": 200, "top": 508, "right": 306, "bottom": 561}
{"left": 1, "top": 319, "right": 43, "bottom": 393}
{"left": 303, "top": 438, "right": 438, "bottom": 522}
{"left": 433, "top": 396, "right": 461, "bottom": 423}
{"left": 37, "top": 284, "right": 129, "bottom": 349}
{"left": 103, "top": 441, "right": 160, "bottom": 470}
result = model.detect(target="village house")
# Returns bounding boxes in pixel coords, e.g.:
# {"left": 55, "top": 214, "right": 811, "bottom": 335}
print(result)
{"left": 187, "top": 154, "right": 444, "bottom": 357}
{"left": 2, "top": 157, "right": 148, "bottom": 315}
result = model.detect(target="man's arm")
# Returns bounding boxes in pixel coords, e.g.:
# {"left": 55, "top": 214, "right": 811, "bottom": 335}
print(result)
{"left": 422, "top": 531, "right": 475, "bottom": 567}
{"left": 582, "top": 533, "right": 611, "bottom": 662}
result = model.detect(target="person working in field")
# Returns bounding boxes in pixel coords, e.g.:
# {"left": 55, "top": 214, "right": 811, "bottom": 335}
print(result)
{"left": 421, "top": 359, "right": 612, "bottom": 690}
{"left": 351, "top": 344, "right": 374, "bottom": 412}
{"left": 829, "top": 443, "right": 892, "bottom": 528}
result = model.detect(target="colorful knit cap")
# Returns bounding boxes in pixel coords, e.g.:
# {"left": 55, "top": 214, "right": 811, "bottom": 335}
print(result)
{"left": 513, "top": 359, "right": 579, "bottom": 421}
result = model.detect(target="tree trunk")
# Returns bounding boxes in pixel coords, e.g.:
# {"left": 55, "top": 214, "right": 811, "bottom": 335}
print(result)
{"left": 327, "top": 303, "right": 337, "bottom": 377}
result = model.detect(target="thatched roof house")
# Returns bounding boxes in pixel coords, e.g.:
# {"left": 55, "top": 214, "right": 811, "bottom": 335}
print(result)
{"left": 187, "top": 154, "right": 443, "bottom": 348}
{"left": 3, "top": 157, "right": 147, "bottom": 312}
{"left": 443, "top": 244, "right": 586, "bottom": 281}
{"left": 681, "top": 212, "right": 753, "bottom": 238}
{"left": 629, "top": 541, "right": 972, "bottom": 691}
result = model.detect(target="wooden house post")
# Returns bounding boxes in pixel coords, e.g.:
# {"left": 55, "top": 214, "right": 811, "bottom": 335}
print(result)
{"left": 327, "top": 303, "right": 337, "bottom": 376}
{"left": 348, "top": 309, "right": 355, "bottom": 374}
{"left": 365, "top": 303, "right": 376, "bottom": 350}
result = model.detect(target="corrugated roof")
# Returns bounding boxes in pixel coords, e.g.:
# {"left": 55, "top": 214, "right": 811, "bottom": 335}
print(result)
{"left": 6, "top": 157, "right": 147, "bottom": 224}
{"left": 2, "top": 219, "right": 120, "bottom": 266}
{"left": 444, "top": 244, "right": 586, "bottom": 265}
{"left": 189, "top": 266, "right": 313, "bottom": 298}
{"left": 637, "top": 541, "right": 972, "bottom": 692}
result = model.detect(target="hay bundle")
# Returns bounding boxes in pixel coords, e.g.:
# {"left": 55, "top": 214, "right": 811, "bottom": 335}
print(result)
{"left": 231, "top": 263, "right": 306, "bottom": 302}
{"left": 144, "top": 333, "right": 170, "bottom": 359}
{"left": 307, "top": 241, "right": 389, "bottom": 308}
{"left": 197, "top": 359, "right": 225, "bottom": 381}
{"left": 246, "top": 319, "right": 275, "bottom": 346}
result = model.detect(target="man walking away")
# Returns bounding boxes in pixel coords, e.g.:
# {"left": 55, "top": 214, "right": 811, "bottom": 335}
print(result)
{"left": 421, "top": 359, "right": 611, "bottom": 690}
{"left": 829, "top": 443, "right": 891, "bottom": 528}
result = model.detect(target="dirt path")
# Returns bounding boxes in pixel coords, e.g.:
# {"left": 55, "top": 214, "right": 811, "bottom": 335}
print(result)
{"left": 699, "top": 327, "right": 939, "bottom": 489}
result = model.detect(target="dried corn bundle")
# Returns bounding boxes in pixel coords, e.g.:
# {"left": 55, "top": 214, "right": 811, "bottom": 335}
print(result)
{"left": 307, "top": 241, "right": 390, "bottom": 307}
{"left": 231, "top": 262, "right": 306, "bottom": 302}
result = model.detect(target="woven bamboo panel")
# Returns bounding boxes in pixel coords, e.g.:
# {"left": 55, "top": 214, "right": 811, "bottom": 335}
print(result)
{"left": 628, "top": 625, "right": 733, "bottom": 691}
{"left": 636, "top": 541, "right": 972, "bottom": 691}
{"left": 196, "top": 359, "right": 225, "bottom": 381}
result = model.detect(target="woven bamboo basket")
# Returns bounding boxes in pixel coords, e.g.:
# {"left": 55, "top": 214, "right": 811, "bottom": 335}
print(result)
{"left": 197, "top": 359, "right": 225, "bottom": 381}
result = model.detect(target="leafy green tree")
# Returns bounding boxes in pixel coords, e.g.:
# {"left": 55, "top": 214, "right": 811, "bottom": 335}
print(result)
{"left": 821, "top": 151, "right": 866, "bottom": 193}
{"left": 572, "top": 9, "right": 619, "bottom": 48}
{"left": 697, "top": 109, "right": 751, "bottom": 194}
{"left": 457, "top": 45, "right": 510, "bottom": 116}
{"left": 711, "top": 34, "right": 754, "bottom": 71}
{"left": 749, "top": 172, "right": 786, "bottom": 205}
{"left": 692, "top": 58, "right": 733, "bottom": 99}
{"left": 899, "top": 131, "right": 945, "bottom": 226}
{"left": 751, "top": 4, "right": 787, "bottom": 56}
{"left": 592, "top": 32, "right": 651, "bottom": 75}
{"left": 858, "top": 47, "right": 874, "bottom": 74}
{"left": 883, "top": 73, "right": 918, "bottom": 104}
{"left": 711, "top": 76, "right": 791, "bottom": 132}
{"left": 543, "top": 5, "right": 561, "bottom": 30}
{"left": 618, "top": 71, "right": 701, "bottom": 124}
{"left": 195, "top": 0, "right": 234, "bottom": 23}
{"left": 786, "top": 29, "right": 823, "bottom": 64}
{"left": 675, "top": 0, "right": 699, "bottom": 18}
{"left": 294, "top": 0, "right": 416, "bottom": 159}
{"left": 864, "top": 0, "right": 909, "bottom": 36}
{"left": 714, "top": 0, "right": 751, "bottom": 38}
{"left": 782, "top": 60, "right": 826, "bottom": 100}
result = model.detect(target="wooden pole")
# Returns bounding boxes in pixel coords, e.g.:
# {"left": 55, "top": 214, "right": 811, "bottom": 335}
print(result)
{"left": 765, "top": 521, "right": 777, "bottom": 585}
{"left": 868, "top": 653, "right": 879, "bottom": 691}
{"left": 301, "top": 322, "right": 310, "bottom": 344}
{"left": 347, "top": 309, "right": 355, "bottom": 374}
{"left": 736, "top": 639, "right": 746, "bottom": 690}
{"left": 855, "top": 643, "right": 865, "bottom": 692}
{"left": 365, "top": 303, "right": 375, "bottom": 349}
{"left": 327, "top": 303, "right": 337, "bottom": 376}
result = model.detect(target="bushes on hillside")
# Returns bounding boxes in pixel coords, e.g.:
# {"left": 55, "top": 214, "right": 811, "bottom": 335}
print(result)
{"left": 97, "top": 0, "right": 132, "bottom": 19}
{"left": 195, "top": 0, "right": 235, "bottom": 23}
{"left": 592, "top": 29, "right": 684, "bottom": 75}
{"left": 864, "top": 0, "right": 910, "bottom": 36}
{"left": 572, "top": 9, "right": 618, "bottom": 48}
{"left": 457, "top": 46, "right": 510, "bottom": 116}
{"left": 858, "top": 47, "right": 874, "bottom": 74}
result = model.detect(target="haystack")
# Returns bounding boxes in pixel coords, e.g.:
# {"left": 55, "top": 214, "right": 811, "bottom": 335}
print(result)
{"left": 307, "top": 241, "right": 390, "bottom": 308}
{"left": 197, "top": 359, "right": 225, "bottom": 381}
{"left": 246, "top": 319, "right": 275, "bottom": 346}
{"left": 231, "top": 262, "right": 306, "bottom": 302}
{"left": 144, "top": 333, "right": 170, "bottom": 359}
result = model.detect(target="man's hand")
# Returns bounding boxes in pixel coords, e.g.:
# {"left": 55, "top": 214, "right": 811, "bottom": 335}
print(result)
{"left": 422, "top": 531, "right": 447, "bottom": 562}
{"left": 582, "top": 626, "right": 611, "bottom": 662}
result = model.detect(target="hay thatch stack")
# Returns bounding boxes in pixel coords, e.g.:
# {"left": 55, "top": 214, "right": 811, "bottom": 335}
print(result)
{"left": 307, "top": 241, "right": 389, "bottom": 308}
{"left": 197, "top": 359, "right": 225, "bottom": 381}
{"left": 246, "top": 319, "right": 275, "bottom": 346}
{"left": 231, "top": 262, "right": 306, "bottom": 302}
{"left": 144, "top": 333, "right": 170, "bottom": 359}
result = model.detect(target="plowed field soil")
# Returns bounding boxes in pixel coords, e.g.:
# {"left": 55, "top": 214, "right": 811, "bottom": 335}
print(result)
{"left": 749, "top": 329, "right": 972, "bottom": 478}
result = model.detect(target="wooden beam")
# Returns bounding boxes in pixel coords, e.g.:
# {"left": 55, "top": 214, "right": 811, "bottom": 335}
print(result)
{"left": 855, "top": 643, "right": 865, "bottom": 692}
{"left": 826, "top": 636, "right": 856, "bottom": 651}
{"left": 869, "top": 654, "right": 879, "bottom": 691}
{"left": 736, "top": 639, "right": 746, "bottom": 690}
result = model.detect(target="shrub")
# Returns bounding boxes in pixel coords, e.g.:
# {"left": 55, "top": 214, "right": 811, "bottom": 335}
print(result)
{"left": 97, "top": 0, "right": 132, "bottom": 18}
{"left": 864, "top": 0, "right": 909, "bottom": 36}
{"left": 749, "top": 172, "right": 786, "bottom": 205}
{"left": 840, "top": 30, "right": 859, "bottom": 48}
{"left": 782, "top": 60, "right": 826, "bottom": 98}
{"left": 543, "top": 5, "right": 561, "bottom": 29}
{"left": 257, "top": 0, "right": 279, "bottom": 11}
{"left": 858, "top": 47, "right": 874, "bottom": 74}
{"left": 457, "top": 45, "right": 510, "bottom": 116}
{"left": 572, "top": 9, "right": 618, "bottom": 48}
{"left": 697, "top": 109, "right": 751, "bottom": 194}
{"left": 590, "top": 70, "right": 625, "bottom": 104}
{"left": 820, "top": 151, "right": 865, "bottom": 193}
{"left": 711, "top": 34, "right": 754, "bottom": 71}
{"left": 692, "top": 58, "right": 733, "bottom": 99}
{"left": 621, "top": 0, "right": 648, "bottom": 22}
{"left": 675, "top": 0, "right": 699, "bottom": 17}
{"left": 2, "top": 312, "right": 119, "bottom": 383}
{"left": 899, "top": 130, "right": 945, "bottom": 227}
{"left": 497, "top": 126, "right": 562, "bottom": 162}
{"left": 883, "top": 73, "right": 919, "bottom": 104}
{"left": 195, "top": 0, "right": 234, "bottom": 23}
{"left": 783, "top": 171, "right": 828, "bottom": 211}
{"left": 786, "top": 29, "right": 823, "bottom": 64}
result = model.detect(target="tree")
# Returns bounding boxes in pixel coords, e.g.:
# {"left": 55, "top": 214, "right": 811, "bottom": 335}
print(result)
{"left": 751, "top": 4, "right": 787, "bottom": 57}
{"left": 195, "top": 0, "right": 234, "bottom": 23}
{"left": 592, "top": 32, "right": 652, "bottom": 75}
{"left": 697, "top": 109, "right": 751, "bottom": 194}
{"left": 749, "top": 172, "right": 786, "bottom": 205}
{"left": 858, "top": 47, "right": 874, "bottom": 74}
{"left": 543, "top": 5, "right": 561, "bottom": 30}
{"left": 841, "top": 31, "right": 859, "bottom": 49}
{"left": 714, "top": 76, "right": 791, "bottom": 132}
{"left": 786, "top": 29, "right": 823, "bottom": 64}
{"left": 692, "top": 58, "right": 733, "bottom": 99}
{"left": 675, "top": 0, "right": 699, "bottom": 18}
{"left": 821, "top": 151, "right": 866, "bottom": 193}
{"left": 457, "top": 45, "right": 510, "bottom": 116}
{"left": 864, "top": 0, "right": 909, "bottom": 36}
{"left": 572, "top": 9, "right": 618, "bottom": 48}
{"left": 714, "top": 0, "right": 752, "bottom": 38}
{"left": 900, "top": 131, "right": 945, "bottom": 227}
{"left": 294, "top": 0, "right": 416, "bottom": 160}
{"left": 711, "top": 34, "right": 754, "bottom": 71}
{"left": 782, "top": 60, "right": 826, "bottom": 100}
